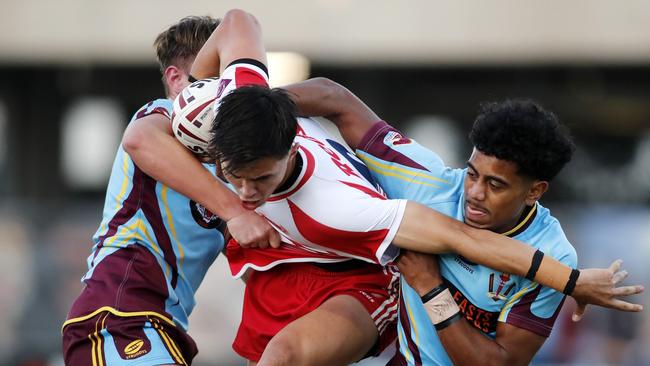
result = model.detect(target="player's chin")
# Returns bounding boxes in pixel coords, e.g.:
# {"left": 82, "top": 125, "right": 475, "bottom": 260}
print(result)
{"left": 463, "top": 214, "right": 491, "bottom": 229}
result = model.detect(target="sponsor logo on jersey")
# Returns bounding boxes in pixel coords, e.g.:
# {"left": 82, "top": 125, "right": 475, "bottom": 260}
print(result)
{"left": 454, "top": 255, "right": 476, "bottom": 274}
{"left": 190, "top": 200, "right": 225, "bottom": 230}
{"left": 487, "top": 272, "right": 515, "bottom": 301}
{"left": 446, "top": 279, "right": 498, "bottom": 334}
{"left": 385, "top": 131, "right": 412, "bottom": 145}
{"left": 124, "top": 339, "right": 148, "bottom": 359}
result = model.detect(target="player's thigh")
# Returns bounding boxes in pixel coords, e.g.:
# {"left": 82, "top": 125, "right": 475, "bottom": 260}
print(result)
{"left": 263, "top": 294, "right": 378, "bottom": 366}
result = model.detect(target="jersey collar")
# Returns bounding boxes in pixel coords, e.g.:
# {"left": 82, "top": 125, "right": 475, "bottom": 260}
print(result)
{"left": 500, "top": 203, "right": 538, "bottom": 237}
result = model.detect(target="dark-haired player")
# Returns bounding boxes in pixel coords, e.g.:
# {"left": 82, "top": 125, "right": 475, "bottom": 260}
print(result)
{"left": 385, "top": 101, "right": 580, "bottom": 365}
{"left": 287, "top": 79, "right": 634, "bottom": 365}
{"left": 61, "top": 16, "right": 278, "bottom": 366}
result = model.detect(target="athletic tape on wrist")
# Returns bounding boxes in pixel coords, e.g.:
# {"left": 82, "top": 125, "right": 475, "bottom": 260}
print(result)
{"left": 525, "top": 249, "right": 544, "bottom": 281}
{"left": 422, "top": 288, "right": 461, "bottom": 327}
{"left": 563, "top": 269, "right": 580, "bottom": 295}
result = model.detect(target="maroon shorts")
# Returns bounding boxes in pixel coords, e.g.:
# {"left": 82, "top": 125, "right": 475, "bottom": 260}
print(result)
{"left": 232, "top": 261, "right": 400, "bottom": 362}
{"left": 62, "top": 310, "right": 197, "bottom": 365}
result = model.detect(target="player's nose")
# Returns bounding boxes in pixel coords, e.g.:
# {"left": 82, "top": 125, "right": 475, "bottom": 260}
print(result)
{"left": 239, "top": 180, "right": 259, "bottom": 200}
{"left": 466, "top": 180, "right": 486, "bottom": 201}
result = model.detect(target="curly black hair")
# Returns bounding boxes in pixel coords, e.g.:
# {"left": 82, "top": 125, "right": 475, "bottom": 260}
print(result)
{"left": 469, "top": 100, "right": 575, "bottom": 181}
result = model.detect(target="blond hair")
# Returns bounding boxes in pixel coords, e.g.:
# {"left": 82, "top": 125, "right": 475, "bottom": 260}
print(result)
{"left": 154, "top": 16, "right": 220, "bottom": 92}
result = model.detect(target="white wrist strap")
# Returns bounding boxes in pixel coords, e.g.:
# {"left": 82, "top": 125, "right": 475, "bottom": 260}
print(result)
{"left": 422, "top": 288, "right": 460, "bottom": 326}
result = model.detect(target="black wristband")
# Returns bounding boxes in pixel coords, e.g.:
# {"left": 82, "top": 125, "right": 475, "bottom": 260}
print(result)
{"left": 563, "top": 269, "right": 580, "bottom": 295}
{"left": 525, "top": 249, "right": 544, "bottom": 281}
{"left": 420, "top": 283, "right": 447, "bottom": 303}
{"left": 434, "top": 312, "right": 461, "bottom": 331}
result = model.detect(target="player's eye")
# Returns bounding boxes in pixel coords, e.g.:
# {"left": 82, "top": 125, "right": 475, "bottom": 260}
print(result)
{"left": 489, "top": 180, "right": 503, "bottom": 190}
{"left": 224, "top": 171, "right": 238, "bottom": 179}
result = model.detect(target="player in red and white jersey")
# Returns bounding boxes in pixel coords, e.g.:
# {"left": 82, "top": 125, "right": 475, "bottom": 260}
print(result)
{"left": 226, "top": 115, "right": 404, "bottom": 278}
{"left": 202, "top": 48, "right": 405, "bottom": 362}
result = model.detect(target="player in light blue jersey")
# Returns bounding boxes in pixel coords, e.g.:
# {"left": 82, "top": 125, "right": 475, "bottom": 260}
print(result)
{"left": 284, "top": 78, "right": 644, "bottom": 366}
{"left": 375, "top": 101, "right": 577, "bottom": 366}
{"left": 61, "top": 16, "right": 279, "bottom": 366}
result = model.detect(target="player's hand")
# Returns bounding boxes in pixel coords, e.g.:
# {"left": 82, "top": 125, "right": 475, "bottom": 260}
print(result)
{"left": 570, "top": 259, "right": 644, "bottom": 321}
{"left": 226, "top": 210, "right": 281, "bottom": 249}
{"left": 396, "top": 250, "right": 443, "bottom": 297}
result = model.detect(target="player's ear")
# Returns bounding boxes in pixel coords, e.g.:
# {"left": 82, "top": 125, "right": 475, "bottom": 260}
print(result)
{"left": 164, "top": 65, "right": 186, "bottom": 97}
{"left": 525, "top": 180, "right": 548, "bottom": 206}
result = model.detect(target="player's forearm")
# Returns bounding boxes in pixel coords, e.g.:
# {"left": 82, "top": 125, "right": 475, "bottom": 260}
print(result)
{"left": 394, "top": 201, "right": 574, "bottom": 294}
{"left": 285, "top": 77, "right": 379, "bottom": 149}
{"left": 458, "top": 224, "right": 573, "bottom": 293}
{"left": 285, "top": 78, "right": 347, "bottom": 119}
{"left": 122, "top": 118, "right": 245, "bottom": 221}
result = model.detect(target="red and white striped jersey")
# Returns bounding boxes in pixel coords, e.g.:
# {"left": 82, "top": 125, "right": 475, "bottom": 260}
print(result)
{"left": 227, "top": 117, "right": 407, "bottom": 277}
{"left": 219, "top": 60, "right": 407, "bottom": 278}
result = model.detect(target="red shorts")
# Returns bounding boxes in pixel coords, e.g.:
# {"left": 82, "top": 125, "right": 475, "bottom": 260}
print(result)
{"left": 232, "top": 261, "right": 400, "bottom": 362}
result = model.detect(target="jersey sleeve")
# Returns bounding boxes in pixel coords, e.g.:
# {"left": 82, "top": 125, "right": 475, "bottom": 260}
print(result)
{"left": 355, "top": 121, "right": 464, "bottom": 205}
{"left": 498, "top": 241, "right": 578, "bottom": 337}
{"left": 208, "top": 59, "right": 270, "bottom": 119}
{"left": 219, "top": 58, "right": 269, "bottom": 94}
{"left": 130, "top": 99, "right": 172, "bottom": 123}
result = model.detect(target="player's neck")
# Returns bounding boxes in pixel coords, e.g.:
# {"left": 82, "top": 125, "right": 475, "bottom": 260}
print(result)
{"left": 496, "top": 204, "right": 536, "bottom": 236}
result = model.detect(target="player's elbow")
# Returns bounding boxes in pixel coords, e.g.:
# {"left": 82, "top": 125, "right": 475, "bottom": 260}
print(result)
{"left": 222, "top": 9, "right": 261, "bottom": 31}
{"left": 122, "top": 123, "right": 148, "bottom": 155}
{"left": 310, "top": 77, "right": 343, "bottom": 95}
{"left": 312, "top": 77, "right": 357, "bottom": 119}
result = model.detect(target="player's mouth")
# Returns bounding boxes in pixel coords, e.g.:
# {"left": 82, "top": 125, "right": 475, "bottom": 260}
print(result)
{"left": 465, "top": 200, "right": 489, "bottom": 221}
{"left": 242, "top": 200, "right": 261, "bottom": 210}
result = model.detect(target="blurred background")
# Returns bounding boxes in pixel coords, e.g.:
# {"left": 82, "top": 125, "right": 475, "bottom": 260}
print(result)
{"left": 0, "top": 0, "right": 648, "bottom": 365}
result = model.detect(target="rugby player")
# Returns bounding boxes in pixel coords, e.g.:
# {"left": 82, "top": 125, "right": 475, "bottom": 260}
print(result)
{"left": 62, "top": 16, "right": 278, "bottom": 366}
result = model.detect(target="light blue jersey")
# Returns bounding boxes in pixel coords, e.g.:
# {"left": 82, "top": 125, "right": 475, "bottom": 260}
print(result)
{"left": 356, "top": 121, "right": 577, "bottom": 365}
{"left": 65, "top": 99, "right": 225, "bottom": 332}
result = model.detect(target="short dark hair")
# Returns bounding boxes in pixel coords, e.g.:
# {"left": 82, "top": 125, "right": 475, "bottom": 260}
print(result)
{"left": 154, "top": 16, "right": 220, "bottom": 91}
{"left": 469, "top": 99, "right": 575, "bottom": 181}
{"left": 208, "top": 85, "right": 298, "bottom": 173}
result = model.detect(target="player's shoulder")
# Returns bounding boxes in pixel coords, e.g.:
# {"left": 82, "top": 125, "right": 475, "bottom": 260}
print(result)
{"left": 130, "top": 98, "right": 172, "bottom": 123}
{"left": 357, "top": 121, "right": 464, "bottom": 179}
{"left": 527, "top": 203, "right": 578, "bottom": 267}
{"left": 296, "top": 117, "right": 334, "bottom": 141}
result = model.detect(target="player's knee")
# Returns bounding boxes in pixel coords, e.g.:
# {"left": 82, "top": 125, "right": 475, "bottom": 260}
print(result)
{"left": 259, "top": 335, "right": 303, "bottom": 366}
